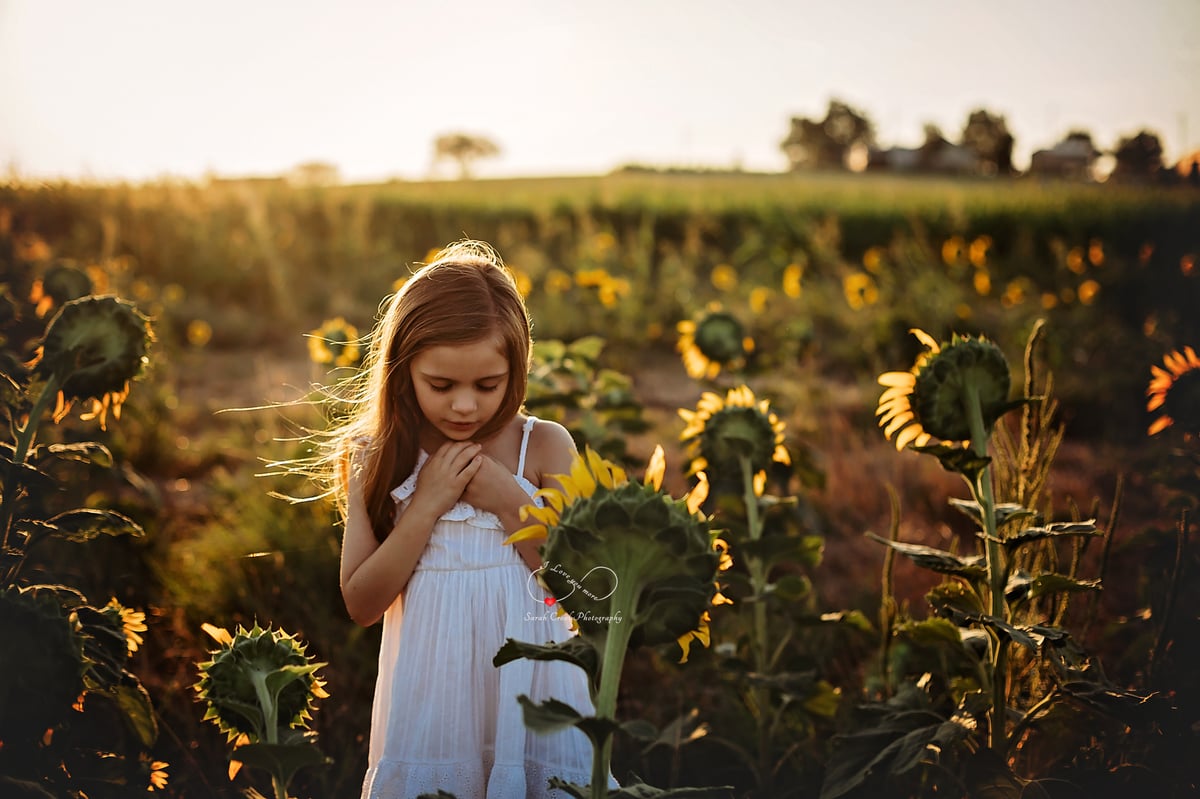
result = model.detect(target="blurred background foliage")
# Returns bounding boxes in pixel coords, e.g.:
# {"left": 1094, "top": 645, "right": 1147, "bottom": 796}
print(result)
{"left": 2, "top": 171, "right": 1197, "bottom": 797}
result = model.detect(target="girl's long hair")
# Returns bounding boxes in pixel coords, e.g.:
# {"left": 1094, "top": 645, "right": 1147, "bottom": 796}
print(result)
{"left": 323, "top": 240, "right": 531, "bottom": 541}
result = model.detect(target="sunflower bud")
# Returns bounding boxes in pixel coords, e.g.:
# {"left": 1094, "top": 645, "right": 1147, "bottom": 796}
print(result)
{"left": 30, "top": 261, "right": 94, "bottom": 317}
{"left": 195, "top": 623, "right": 327, "bottom": 743}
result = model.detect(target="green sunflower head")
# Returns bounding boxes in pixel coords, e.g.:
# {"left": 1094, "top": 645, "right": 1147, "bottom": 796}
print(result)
{"left": 677, "top": 307, "right": 753, "bottom": 379}
{"left": 0, "top": 588, "right": 86, "bottom": 746}
{"left": 878, "top": 330, "right": 1014, "bottom": 451}
{"left": 911, "top": 333, "right": 1012, "bottom": 441}
{"left": 31, "top": 295, "right": 153, "bottom": 427}
{"left": 195, "top": 623, "right": 328, "bottom": 743}
{"left": 679, "top": 385, "right": 790, "bottom": 477}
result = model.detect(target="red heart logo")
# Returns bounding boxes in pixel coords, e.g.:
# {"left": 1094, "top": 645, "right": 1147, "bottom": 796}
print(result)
{"left": 544, "top": 597, "right": 556, "bottom": 606}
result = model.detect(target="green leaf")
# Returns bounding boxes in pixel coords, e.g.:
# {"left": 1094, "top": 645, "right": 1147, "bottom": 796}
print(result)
{"left": 911, "top": 443, "right": 991, "bottom": 478}
{"left": 263, "top": 663, "right": 326, "bottom": 709}
{"left": 935, "top": 607, "right": 1038, "bottom": 651}
{"left": 493, "top": 637, "right": 599, "bottom": 686}
{"left": 112, "top": 682, "right": 159, "bottom": 748}
{"left": 866, "top": 533, "right": 987, "bottom": 579}
{"left": 566, "top": 335, "right": 606, "bottom": 363}
{"left": 766, "top": 573, "right": 811, "bottom": 602}
{"left": 1003, "top": 520, "right": 1100, "bottom": 550}
{"left": 38, "top": 441, "right": 114, "bottom": 468}
{"left": 516, "top": 695, "right": 620, "bottom": 749}
{"left": 41, "top": 508, "right": 144, "bottom": 543}
{"left": 231, "top": 736, "right": 329, "bottom": 787}
{"left": 813, "top": 610, "right": 875, "bottom": 634}
{"left": 1028, "top": 574, "right": 1100, "bottom": 602}
{"left": 948, "top": 498, "right": 1034, "bottom": 528}
{"left": 894, "top": 618, "right": 972, "bottom": 655}
{"left": 736, "top": 534, "right": 823, "bottom": 570}
{"left": 927, "top": 581, "right": 985, "bottom": 615}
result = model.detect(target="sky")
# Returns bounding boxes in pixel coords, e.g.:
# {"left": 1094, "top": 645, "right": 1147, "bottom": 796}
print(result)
{"left": 2, "top": 0, "right": 1197, "bottom": 183}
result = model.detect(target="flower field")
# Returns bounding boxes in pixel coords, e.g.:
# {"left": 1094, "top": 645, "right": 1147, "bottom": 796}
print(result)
{"left": 2, "top": 172, "right": 1198, "bottom": 798}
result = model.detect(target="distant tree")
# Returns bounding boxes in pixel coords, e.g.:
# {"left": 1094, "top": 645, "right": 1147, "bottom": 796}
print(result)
{"left": 432, "top": 132, "right": 501, "bottom": 179}
{"left": 960, "top": 109, "right": 1014, "bottom": 175}
{"left": 1110, "top": 129, "right": 1164, "bottom": 182}
{"left": 918, "top": 123, "right": 951, "bottom": 169}
{"left": 781, "top": 99, "right": 874, "bottom": 170}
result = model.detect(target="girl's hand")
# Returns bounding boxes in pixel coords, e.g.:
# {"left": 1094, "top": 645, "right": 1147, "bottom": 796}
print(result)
{"left": 408, "top": 441, "right": 483, "bottom": 519}
{"left": 461, "top": 454, "right": 527, "bottom": 519}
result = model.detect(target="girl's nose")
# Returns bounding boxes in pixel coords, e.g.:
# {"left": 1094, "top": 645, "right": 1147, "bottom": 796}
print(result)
{"left": 451, "top": 391, "right": 476, "bottom": 414}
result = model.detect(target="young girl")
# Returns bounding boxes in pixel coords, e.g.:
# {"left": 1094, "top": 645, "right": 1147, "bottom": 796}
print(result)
{"left": 330, "top": 241, "right": 610, "bottom": 798}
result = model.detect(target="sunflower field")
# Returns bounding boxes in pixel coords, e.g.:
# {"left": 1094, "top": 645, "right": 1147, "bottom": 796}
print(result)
{"left": 2, "top": 171, "right": 1198, "bottom": 798}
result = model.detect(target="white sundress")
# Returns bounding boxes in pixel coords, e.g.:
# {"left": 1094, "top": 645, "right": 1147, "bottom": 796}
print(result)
{"left": 361, "top": 416, "right": 612, "bottom": 799}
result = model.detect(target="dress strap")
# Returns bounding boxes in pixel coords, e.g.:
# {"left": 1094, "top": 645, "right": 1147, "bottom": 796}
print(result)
{"left": 516, "top": 416, "right": 538, "bottom": 481}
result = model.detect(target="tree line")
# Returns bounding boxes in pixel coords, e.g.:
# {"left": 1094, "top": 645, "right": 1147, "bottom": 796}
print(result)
{"left": 780, "top": 98, "right": 1195, "bottom": 183}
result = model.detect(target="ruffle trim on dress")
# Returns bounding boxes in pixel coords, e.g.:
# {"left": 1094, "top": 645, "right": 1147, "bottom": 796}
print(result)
{"left": 390, "top": 450, "right": 542, "bottom": 530}
{"left": 362, "top": 757, "right": 599, "bottom": 798}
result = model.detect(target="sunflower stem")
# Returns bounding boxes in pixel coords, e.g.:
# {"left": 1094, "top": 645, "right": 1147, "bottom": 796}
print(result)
{"left": 250, "top": 670, "right": 289, "bottom": 799}
{"left": 740, "top": 454, "right": 772, "bottom": 789}
{"left": 1, "top": 377, "right": 59, "bottom": 554}
{"left": 964, "top": 382, "right": 1008, "bottom": 756}
{"left": 591, "top": 581, "right": 635, "bottom": 799}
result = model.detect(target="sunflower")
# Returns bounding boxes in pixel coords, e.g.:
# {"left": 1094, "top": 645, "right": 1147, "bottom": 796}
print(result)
{"left": 676, "top": 305, "right": 754, "bottom": 380}
{"left": 30, "top": 295, "right": 154, "bottom": 430}
{"left": 195, "top": 622, "right": 328, "bottom": 743}
{"left": 1147, "top": 346, "right": 1200, "bottom": 435}
{"left": 29, "top": 261, "right": 94, "bottom": 317}
{"left": 679, "top": 384, "right": 790, "bottom": 479}
{"left": 103, "top": 598, "right": 148, "bottom": 654}
{"left": 506, "top": 446, "right": 727, "bottom": 663}
{"left": 877, "top": 328, "right": 1012, "bottom": 450}
{"left": 307, "top": 316, "right": 361, "bottom": 367}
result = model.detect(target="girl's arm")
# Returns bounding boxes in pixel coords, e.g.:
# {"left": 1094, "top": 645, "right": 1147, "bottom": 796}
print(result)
{"left": 340, "top": 441, "right": 482, "bottom": 626}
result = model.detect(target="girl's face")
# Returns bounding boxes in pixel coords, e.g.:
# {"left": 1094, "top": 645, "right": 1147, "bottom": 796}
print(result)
{"left": 409, "top": 336, "right": 510, "bottom": 445}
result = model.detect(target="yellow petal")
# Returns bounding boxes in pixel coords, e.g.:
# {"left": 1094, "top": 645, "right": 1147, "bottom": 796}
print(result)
{"left": 568, "top": 453, "right": 598, "bottom": 498}
{"left": 686, "top": 471, "right": 710, "bottom": 515}
{"left": 503, "top": 524, "right": 547, "bottom": 545}
{"left": 520, "top": 504, "right": 560, "bottom": 525}
{"left": 884, "top": 410, "right": 914, "bottom": 437}
{"left": 909, "top": 328, "right": 941, "bottom": 352}
{"left": 753, "top": 471, "right": 767, "bottom": 497}
{"left": 645, "top": 445, "right": 666, "bottom": 490}
{"left": 1148, "top": 415, "right": 1173, "bottom": 436}
{"left": 1146, "top": 393, "right": 1165, "bottom": 411}
{"left": 895, "top": 423, "right": 924, "bottom": 450}
{"left": 535, "top": 487, "right": 566, "bottom": 513}
{"left": 201, "top": 623, "right": 233, "bottom": 646}
{"left": 878, "top": 371, "right": 916, "bottom": 388}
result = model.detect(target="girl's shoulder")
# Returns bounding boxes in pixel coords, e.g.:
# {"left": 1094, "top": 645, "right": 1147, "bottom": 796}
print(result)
{"left": 522, "top": 416, "right": 577, "bottom": 484}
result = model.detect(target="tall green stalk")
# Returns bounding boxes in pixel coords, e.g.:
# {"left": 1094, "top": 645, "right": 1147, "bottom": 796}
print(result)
{"left": 1, "top": 377, "right": 59, "bottom": 554}
{"left": 590, "top": 581, "right": 636, "bottom": 799}
{"left": 964, "top": 383, "right": 1007, "bottom": 754}
{"left": 739, "top": 454, "right": 771, "bottom": 788}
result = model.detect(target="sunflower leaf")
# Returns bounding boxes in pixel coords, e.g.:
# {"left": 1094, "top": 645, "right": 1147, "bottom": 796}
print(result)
{"left": 948, "top": 498, "right": 1034, "bottom": 528}
{"left": 40, "top": 508, "right": 145, "bottom": 543}
{"left": 1002, "top": 520, "right": 1100, "bottom": 550}
{"left": 493, "top": 637, "right": 600, "bottom": 685}
{"left": 866, "top": 532, "right": 987, "bottom": 579}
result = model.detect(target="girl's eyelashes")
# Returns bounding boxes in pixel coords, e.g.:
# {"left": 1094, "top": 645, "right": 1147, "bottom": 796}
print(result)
{"left": 428, "top": 383, "right": 501, "bottom": 393}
